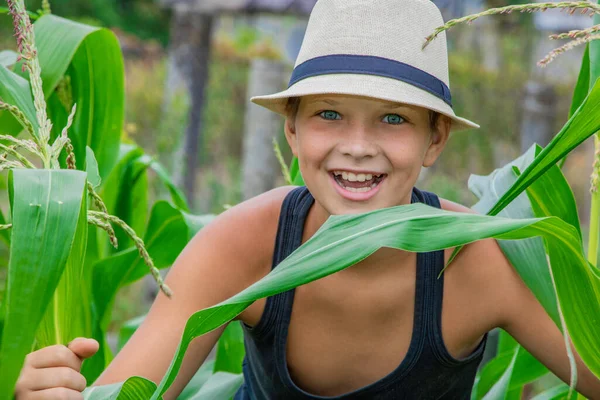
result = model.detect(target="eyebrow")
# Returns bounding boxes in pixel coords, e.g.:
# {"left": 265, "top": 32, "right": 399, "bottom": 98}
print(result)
{"left": 307, "top": 98, "right": 415, "bottom": 111}
{"left": 382, "top": 102, "right": 413, "bottom": 110}
{"left": 307, "top": 98, "right": 340, "bottom": 106}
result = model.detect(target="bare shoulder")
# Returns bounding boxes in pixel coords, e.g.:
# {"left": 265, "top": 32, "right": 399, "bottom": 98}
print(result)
{"left": 93, "top": 186, "right": 296, "bottom": 395}
{"left": 192, "top": 185, "right": 297, "bottom": 268}
{"left": 438, "top": 196, "right": 600, "bottom": 397}
{"left": 438, "top": 196, "right": 516, "bottom": 331}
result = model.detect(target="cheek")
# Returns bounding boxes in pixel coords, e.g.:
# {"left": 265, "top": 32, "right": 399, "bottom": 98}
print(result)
{"left": 296, "top": 126, "right": 333, "bottom": 162}
{"left": 384, "top": 136, "right": 428, "bottom": 168}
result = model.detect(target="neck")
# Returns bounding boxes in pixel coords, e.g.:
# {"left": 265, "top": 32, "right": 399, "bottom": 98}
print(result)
{"left": 301, "top": 193, "right": 415, "bottom": 277}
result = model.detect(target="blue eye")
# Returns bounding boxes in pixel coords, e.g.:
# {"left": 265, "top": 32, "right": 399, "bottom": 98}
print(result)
{"left": 383, "top": 114, "right": 405, "bottom": 125}
{"left": 319, "top": 110, "right": 341, "bottom": 120}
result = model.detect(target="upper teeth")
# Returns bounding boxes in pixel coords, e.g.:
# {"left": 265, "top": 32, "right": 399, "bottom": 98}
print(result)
{"left": 333, "top": 171, "right": 379, "bottom": 182}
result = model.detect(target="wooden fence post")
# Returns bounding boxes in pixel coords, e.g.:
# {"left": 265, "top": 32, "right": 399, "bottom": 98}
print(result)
{"left": 164, "top": 7, "right": 214, "bottom": 208}
{"left": 241, "top": 58, "right": 287, "bottom": 200}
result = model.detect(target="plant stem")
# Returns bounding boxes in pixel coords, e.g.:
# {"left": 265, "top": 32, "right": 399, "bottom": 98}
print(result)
{"left": 0, "top": 143, "right": 35, "bottom": 168}
{"left": 273, "top": 138, "right": 292, "bottom": 185}
{"left": 424, "top": 2, "right": 600, "bottom": 48}
{"left": 7, "top": 0, "right": 52, "bottom": 167}
{"left": 0, "top": 101, "right": 36, "bottom": 138}
{"left": 87, "top": 214, "right": 118, "bottom": 248}
{"left": 588, "top": 134, "right": 600, "bottom": 265}
{"left": 88, "top": 210, "right": 173, "bottom": 298}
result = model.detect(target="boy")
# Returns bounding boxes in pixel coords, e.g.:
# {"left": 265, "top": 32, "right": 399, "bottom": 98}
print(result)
{"left": 15, "top": 0, "right": 600, "bottom": 398}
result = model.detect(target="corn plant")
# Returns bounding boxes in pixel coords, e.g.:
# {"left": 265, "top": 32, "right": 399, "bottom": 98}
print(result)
{"left": 0, "top": 1, "right": 220, "bottom": 398}
{"left": 0, "top": 1, "right": 598, "bottom": 400}
{"left": 82, "top": 3, "right": 600, "bottom": 400}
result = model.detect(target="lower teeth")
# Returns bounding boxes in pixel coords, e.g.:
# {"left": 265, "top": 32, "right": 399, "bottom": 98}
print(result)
{"left": 343, "top": 183, "right": 377, "bottom": 193}
{"left": 333, "top": 174, "right": 381, "bottom": 193}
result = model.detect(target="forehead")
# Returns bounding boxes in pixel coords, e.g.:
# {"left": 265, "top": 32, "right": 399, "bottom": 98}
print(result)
{"left": 300, "top": 94, "right": 426, "bottom": 112}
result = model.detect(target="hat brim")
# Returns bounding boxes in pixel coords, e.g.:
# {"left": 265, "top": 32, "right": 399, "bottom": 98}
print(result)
{"left": 251, "top": 74, "right": 479, "bottom": 132}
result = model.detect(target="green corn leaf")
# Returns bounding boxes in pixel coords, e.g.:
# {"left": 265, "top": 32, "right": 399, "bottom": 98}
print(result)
{"left": 98, "top": 145, "right": 188, "bottom": 255}
{"left": 473, "top": 142, "right": 583, "bottom": 397}
{"left": 35, "top": 15, "right": 123, "bottom": 178}
{"left": 190, "top": 372, "right": 244, "bottom": 400}
{"left": 569, "top": 45, "right": 590, "bottom": 119}
{"left": 0, "top": 51, "right": 17, "bottom": 67}
{"left": 476, "top": 341, "right": 547, "bottom": 398}
{"left": 482, "top": 346, "right": 520, "bottom": 400}
{"left": 36, "top": 171, "right": 91, "bottom": 350}
{"left": 86, "top": 147, "right": 102, "bottom": 189}
{"left": 488, "top": 78, "right": 600, "bottom": 217}
{"left": 117, "top": 314, "right": 146, "bottom": 352}
{"left": 214, "top": 322, "right": 245, "bottom": 374}
{"left": 147, "top": 204, "right": 599, "bottom": 398}
{"left": 0, "top": 65, "right": 37, "bottom": 135}
{"left": 84, "top": 201, "right": 213, "bottom": 376}
{"left": 0, "top": 206, "right": 11, "bottom": 246}
{"left": 113, "top": 154, "right": 149, "bottom": 252}
{"left": 123, "top": 203, "right": 213, "bottom": 285}
{"left": 447, "top": 78, "right": 600, "bottom": 267}
{"left": 469, "top": 145, "right": 559, "bottom": 326}
{"left": 496, "top": 330, "right": 518, "bottom": 355}
{"left": 134, "top": 154, "right": 189, "bottom": 212}
{"left": 99, "top": 145, "right": 148, "bottom": 253}
{"left": 93, "top": 201, "right": 210, "bottom": 326}
{"left": 289, "top": 156, "right": 305, "bottom": 186}
{"left": 0, "top": 169, "right": 87, "bottom": 398}
{"left": 530, "top": 383, "right": 570, "bottom": 400}
{"left": 82, "top": 376, "right": 159, "bottom": 400}
{"left": 85, "top": 335, "right": 219, "bottom": 400}
{"left": 178, "top": 360, "right": 216, "bottom": 400}
{"left": 121, "top": 204, "right": 213, "bottom": 285}
{"left": 0, "top": 15, "right": 124, "bottom": 179}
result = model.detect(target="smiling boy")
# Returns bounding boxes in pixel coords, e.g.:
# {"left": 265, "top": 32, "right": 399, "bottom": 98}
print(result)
{"left": 15, "top": 0, "right": 600, "bottom": 399}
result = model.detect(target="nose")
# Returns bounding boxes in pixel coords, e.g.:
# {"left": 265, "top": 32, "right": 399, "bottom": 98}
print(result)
{"left": 337, "top": 124, "right": 378, "bottom": 159}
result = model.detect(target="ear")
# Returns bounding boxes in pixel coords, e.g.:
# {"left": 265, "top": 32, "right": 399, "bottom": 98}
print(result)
{"left": 423, "top": 115, "right": 451, "bottom": 168}
{"left": 284, "top": 117, "right": 299, "bottom": 157}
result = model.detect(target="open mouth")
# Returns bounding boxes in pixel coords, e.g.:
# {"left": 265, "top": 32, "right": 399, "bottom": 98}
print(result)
{"left": 331, "top": 171, "right": 387, "bottom": 193}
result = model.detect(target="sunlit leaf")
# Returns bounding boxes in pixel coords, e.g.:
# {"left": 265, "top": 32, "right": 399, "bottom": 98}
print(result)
{"left": 86, "top": 147, "right": 102, "bottom": 189}
{"left": 529, "top": 383, "right": 570, "bottom": 400}
{"left": 147, "top": 204, "right": 599, "bottom": 398}
{"left": 82, "top": 376, "right": 159, "bottom": 400}
{"left": 0, "top": 65, "right": 37, "bottom": 135}
{"left": 0, "top": 170, "right": 87, "bottom": 397}
{"left": 190, "top": 372, "right": 244, "bottom": 400}
{"left": 214, "top": 322, "right": 245, "bottom": 374}
{"left": 0, "top": 51, "right": 17, "bottom": 68}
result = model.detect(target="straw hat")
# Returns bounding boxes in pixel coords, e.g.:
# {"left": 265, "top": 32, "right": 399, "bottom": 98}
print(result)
{"left": 251, "top": 0, "right": 479, "bottom": 132}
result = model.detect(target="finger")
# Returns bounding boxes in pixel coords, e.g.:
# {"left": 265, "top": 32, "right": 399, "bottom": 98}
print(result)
{"left": 26, "top": 387, "right": 83, "bottom": 400}
{"left": 23, "top": 366, "right": 87, "bottom": 392}
{"left": 66, "top": 338, "right": 99, "bottom": 360}
{"left": 26, "top": 345, "right": 82, "bottom": 371}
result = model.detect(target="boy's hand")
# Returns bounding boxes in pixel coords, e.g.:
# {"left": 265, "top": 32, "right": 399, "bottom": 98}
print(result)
{"left": 14, "top": 338, "right": 99, "bottom": 399}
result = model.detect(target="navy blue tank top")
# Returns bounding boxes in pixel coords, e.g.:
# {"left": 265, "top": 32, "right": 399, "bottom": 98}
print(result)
{"left": 234, "top": 186, "right": 488, "bottom": 399}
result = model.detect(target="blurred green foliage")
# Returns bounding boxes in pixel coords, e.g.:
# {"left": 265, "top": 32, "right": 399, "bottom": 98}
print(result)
{"left": 23, "top": 0, "right": 171, "bottom": 45}
{"left": 123, "top": 38, "right": 250, "bottom": 214}
{"left": 424, "top": 24, "right": 576, "bottom": 206}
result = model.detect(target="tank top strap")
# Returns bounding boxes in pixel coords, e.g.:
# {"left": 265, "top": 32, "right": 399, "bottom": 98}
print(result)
{"left": 246, "top": 186, "right": 314, "bottom": 339}
{"left": 415, "top": 188, "right": 490, "bottom": 366}
{"left": 272, "top": 186, "right": 315, "bottom": 268}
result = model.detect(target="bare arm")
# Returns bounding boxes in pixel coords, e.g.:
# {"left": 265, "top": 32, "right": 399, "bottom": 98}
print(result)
{"left": 483, "top": 239, "right": 600, "bottom": 399}
{"left": 92, "top": 187, "right": 292, "bottom": 399}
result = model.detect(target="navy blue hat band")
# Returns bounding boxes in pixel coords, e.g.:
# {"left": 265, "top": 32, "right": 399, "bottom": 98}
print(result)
{"left": 288, "top": 54, "right": 453, "bottom": 107}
